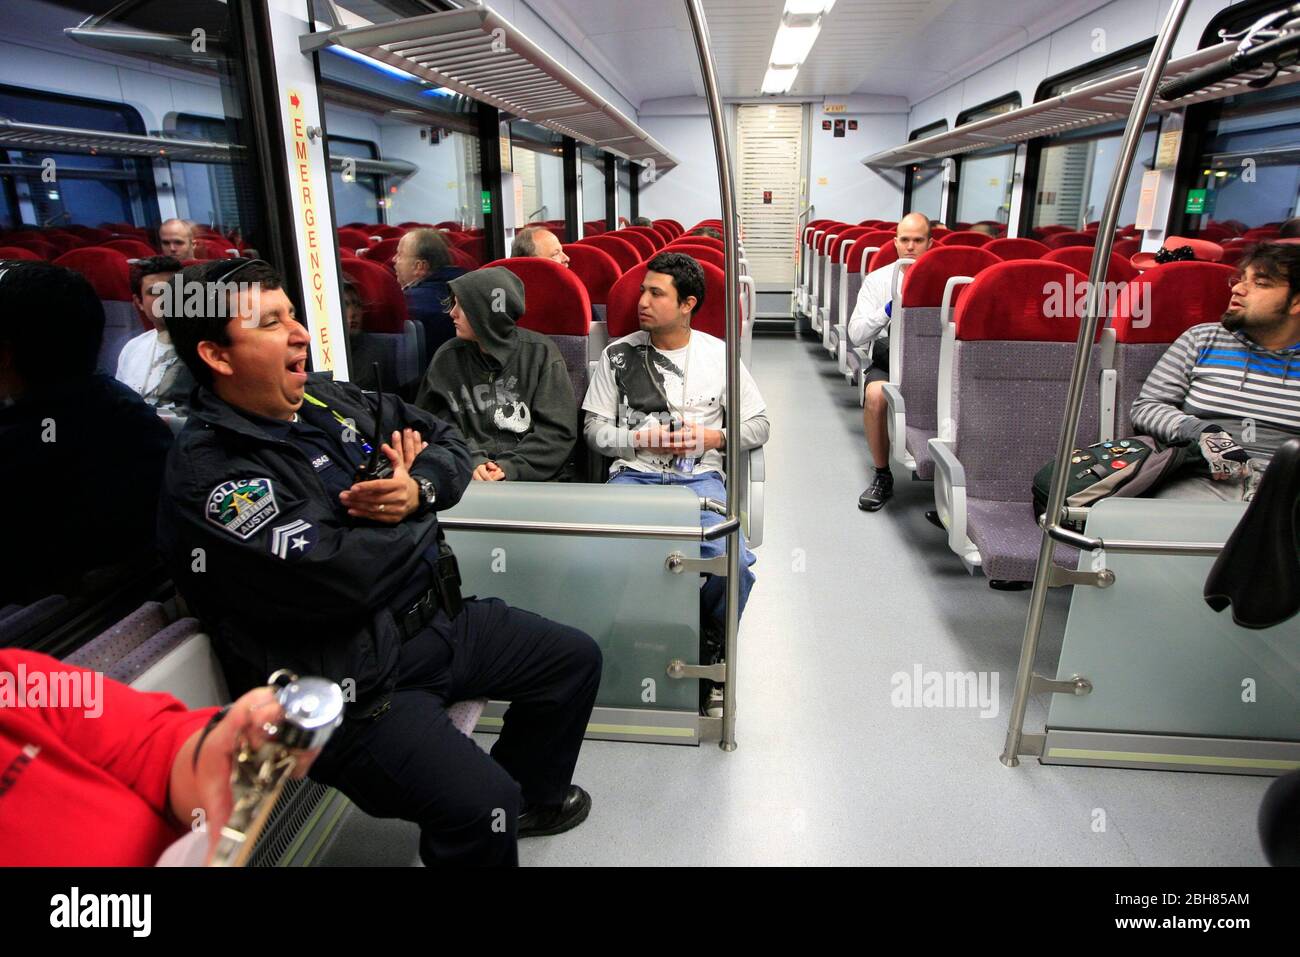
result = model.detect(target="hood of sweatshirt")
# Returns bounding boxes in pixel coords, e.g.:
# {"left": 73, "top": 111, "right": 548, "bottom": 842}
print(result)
{"left": 448, "top": 267, "right": 525, "bottom": 368}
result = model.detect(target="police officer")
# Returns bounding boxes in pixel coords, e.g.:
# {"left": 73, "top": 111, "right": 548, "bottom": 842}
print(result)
{"left": 158, "top": 259, "right": 601, "bottom": 866}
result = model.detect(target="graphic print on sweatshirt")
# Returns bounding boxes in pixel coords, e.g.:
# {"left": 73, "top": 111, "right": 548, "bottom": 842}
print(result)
{"left": 445, "top": 374, "right": 532, "bottom": 434}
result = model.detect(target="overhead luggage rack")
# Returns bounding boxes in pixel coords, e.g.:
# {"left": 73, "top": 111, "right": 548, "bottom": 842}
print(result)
{"left": 862, "top": 39, "right": 1300, "bottom": 169}
{"left": 0, "top": 118, "right": 236, "bottom": 164}
{"left": 300, "top": 4, "right": 678, "bottom": 174}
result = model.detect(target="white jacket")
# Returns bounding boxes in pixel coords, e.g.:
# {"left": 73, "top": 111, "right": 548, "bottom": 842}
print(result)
{"left": 847, "top": 260, "right": 904, "bottom": 367}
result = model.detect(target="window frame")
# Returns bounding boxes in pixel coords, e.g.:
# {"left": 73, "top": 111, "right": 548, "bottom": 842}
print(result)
{"left": 903, "top": 119, "right": 948, "bottom": 219}
{"left": 325, "top": 132, "right": 385, "bottom": 221}
{"left": 1019, "top": 38, "right": 1158, "bottom": 236}
{"left": 1169, "top": 0, "right": 1300, "bottom": 235}
{"left": 0, "top": 82, "right": 159, "bottom": 230}
{"left": 952, "top": 93, "right": 1022, "bottom": 227}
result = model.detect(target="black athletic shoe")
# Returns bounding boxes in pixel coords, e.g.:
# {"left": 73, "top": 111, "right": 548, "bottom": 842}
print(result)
{"left": 518, "top": 785, "right": 591, "bottom": 838}
{"left": 858, "top": 470, "right": 894, "bottom": 511}
{"left": 988, "top": 579, "right": 1032, "bottom": 591}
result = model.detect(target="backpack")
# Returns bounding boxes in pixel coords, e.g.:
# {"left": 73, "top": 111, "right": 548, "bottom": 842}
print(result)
{"left": 1032, "top": 436, "right": 1196, "bottom": 530}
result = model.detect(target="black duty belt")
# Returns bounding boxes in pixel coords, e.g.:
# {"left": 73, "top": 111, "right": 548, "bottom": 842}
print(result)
{"left": 397, "top": 586, "right": 441, "bottom": 642}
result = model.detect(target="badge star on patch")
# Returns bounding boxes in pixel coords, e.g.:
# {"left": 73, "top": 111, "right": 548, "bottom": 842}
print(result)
{"left": 206, "top": 478, "right": 280, "bottom": 540}
{"left": 270, "top": 519, "right": 316, "bottom": 560}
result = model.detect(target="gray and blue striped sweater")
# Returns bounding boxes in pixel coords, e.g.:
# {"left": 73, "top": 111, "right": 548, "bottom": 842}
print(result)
{"left": 1131, "top": 323, "right": 1300, "bottom": 460}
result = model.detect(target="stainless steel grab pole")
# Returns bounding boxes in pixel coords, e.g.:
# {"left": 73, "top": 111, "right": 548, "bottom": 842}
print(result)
{"left": 685, "top": 0, "right": 742, "bottom": 751}
{"left": 1000, "top": 0, "right": 1194, "bottom": 768}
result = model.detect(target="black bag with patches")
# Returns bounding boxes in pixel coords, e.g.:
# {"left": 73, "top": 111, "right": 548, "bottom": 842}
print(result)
{"left": 1032, "top": 436, "right": 1195, "bottom": 530}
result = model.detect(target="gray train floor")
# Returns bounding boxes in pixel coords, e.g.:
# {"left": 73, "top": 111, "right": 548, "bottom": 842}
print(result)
{"left": 317, "top": 332, "right": 1272, "bottom": 867}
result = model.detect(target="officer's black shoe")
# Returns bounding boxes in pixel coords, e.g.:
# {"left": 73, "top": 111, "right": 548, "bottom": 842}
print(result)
{"left": 518, "top": 785, "right": 591, "bottom": 838}
{"left": 858, "top": 469, "right": 893, "bottom": 511}
{"left": 924, "top": 509, "right": 944, "bottom": 530}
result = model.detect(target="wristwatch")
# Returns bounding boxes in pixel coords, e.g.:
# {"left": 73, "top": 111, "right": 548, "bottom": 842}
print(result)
{"left": 414, "top": 475, "right": 437, "bottom": 513}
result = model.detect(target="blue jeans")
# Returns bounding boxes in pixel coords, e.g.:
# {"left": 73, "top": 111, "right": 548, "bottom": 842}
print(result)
{"left": 607, "top": 469, "right": 756, "bottom": 629}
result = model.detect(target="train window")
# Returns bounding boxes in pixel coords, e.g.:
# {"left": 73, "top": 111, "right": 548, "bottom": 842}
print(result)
{"left": 1187, "top": 83, "right": 1300, "bottom": 231}
{"left": 580, "top": 144, "right": 608, "bottom": 233}
{"left": 0, "top": 85, "right": 156, "bottom": 230}
{"left": 169, "top": 114, "right": 254, "bottom": 233}
{"left": 328, "top": 135, "right": 384, "bottom": 228}
{"left": 905, "top": 120, "right": 948, "bottom": 223}
{"left": 954, "top": 96, "right": 1021, "bottom": 227}
{"left": 511, "top": 120, "right": 567, "bottom": 227}
{"left": 1029, "top": 41, "right": 1159, "bottom": 231}
{"left": 1030, "top": 121, "right": 1159, "bottom": 231}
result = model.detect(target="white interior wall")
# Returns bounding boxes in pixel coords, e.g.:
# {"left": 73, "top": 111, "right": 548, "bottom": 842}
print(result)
{"left": 907, "top": 0, "right": 1239, "bottom": 133}
{"left": 637, "top": 100, "right": 721, "bottom": 227}
{"left": 807, "top": 103, "right": 909, "bottom": 222}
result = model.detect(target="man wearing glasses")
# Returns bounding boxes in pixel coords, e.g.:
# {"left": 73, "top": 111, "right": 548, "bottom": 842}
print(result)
{"left": 1132, "top": 242, "right": 1300, "bottom": 501}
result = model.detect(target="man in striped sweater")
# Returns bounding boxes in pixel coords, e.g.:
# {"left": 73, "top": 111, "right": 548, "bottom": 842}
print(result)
{"left": 1132, "top": 242, "right": 1300, "bottom": 501}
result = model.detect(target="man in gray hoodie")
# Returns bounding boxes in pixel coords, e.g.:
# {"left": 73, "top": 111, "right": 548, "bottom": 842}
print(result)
{"left": 416, "top": 267, "right": 578, "bottom": 482}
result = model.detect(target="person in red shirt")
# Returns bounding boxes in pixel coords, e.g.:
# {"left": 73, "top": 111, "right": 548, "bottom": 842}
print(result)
{"left": 0, "top": 649, "right": 309, "bottom": 866}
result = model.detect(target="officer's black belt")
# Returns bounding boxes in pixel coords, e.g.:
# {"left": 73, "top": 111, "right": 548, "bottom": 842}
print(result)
{"left": 397, "top": 586, "right": 440, "bottom": 642}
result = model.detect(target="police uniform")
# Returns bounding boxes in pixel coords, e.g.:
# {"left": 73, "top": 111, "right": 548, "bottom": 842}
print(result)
{"left": 157, "top": 375, "right": 601, "bottom": 866}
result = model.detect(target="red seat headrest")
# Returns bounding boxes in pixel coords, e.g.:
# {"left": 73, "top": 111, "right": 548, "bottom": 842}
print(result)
{"left": 868, "top": 242, "right": 901, "bottom": 272}
{"left": 7, "top": 239, "right": 59, "bottom": 259}
{"left": 580, "top": 234, "right": 641, "bottom": 272}
{"left": 621, "top": 226, "right": 666, "bottom": 251}
{"left": 954, "top": 260, "right": 1097, "bottom": 342}
{"left": 673, "top": 234, "right": 724, "bottom": 251}
{"left": 985, "top": 237, "right": 1050, "bottom": 261}
{"left": 483, "top": 257, "right": 591, "bottom": 335}
{"left": 193, "top": 239, "right": 238, "bottom": 260}
{"left": 845, "top": 231, "right": 896, "bottom": 272}
{"left": 1114, "top": 261, "right": 1236, "bottom": 344}
{"left": 563, "top": 244, "right": 621, "bottom": 305}
{"left": 53, "top": 247, "right": 132, "bottom": 301}
{"left": 101, "top": 239, "right": 160, "bottom": 260}
{"left": 1043, "top": 231, "right": 1096, "bottom": 249}
{"left": 607, "top": 260, "right": 728, "bottom": 339}
{"left": 936, "top": 230, "right": 993, "bottom": 248}
{"left": 337, "top": 228, "right": 373, "bottom": 250}
{"left": 662, "top": 244, "right": 725, "bottom": 270}
{"left": 341, "top": 257, "right": 408, "bottom": 333}
{"left": 1043, "top": 246, "right": 1140, "bottom": 285}
{"left": 901, "top": 247, "right": 1001, "bottom": 307}
{"left": 612, "top": 229, "right": 656, "bottom": 260}
{"left": 0, "top": 246, "right": 43, "bottom": 261}
{"left": 362, "top": 237, "right": 401, "bottom": 270}
{"left": 829, "top": 227, "right": 873, "bottom": 262}
{"left": 370, "top": 225, "right": 406, "bottom": 240}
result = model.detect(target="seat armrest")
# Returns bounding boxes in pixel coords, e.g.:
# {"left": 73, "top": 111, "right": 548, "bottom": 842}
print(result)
{"left": 743, "top": 445, "right": 765, "bottom": 547}
{"left": 881, "top": 383, "right": 915, "bottom": 472}
{"left": 1099, "top": 368, "right": 1117, "bottom": 443}
{"left": 928, "top": 438, "right": 980, "bottom": 572}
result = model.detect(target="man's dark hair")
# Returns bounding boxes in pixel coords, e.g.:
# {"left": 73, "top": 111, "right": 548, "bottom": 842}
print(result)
{"left": 128, "top": 255, "right": 182, "bottom": 298}
{"left": 1237, "top": 242, "right": 1300, "bottom": 304}
{"left": 408, "top": 228, "right": 451, "bottom": 269}
{"left": 167, "top": 259, "right": 285, "bottom": 389}
{"left": 1278, "top": 218, "right": 1300, "bottom": 239}
{"left": 646, "top": 251, "right": 706, "bottom": 316}
{"left": 689, "top": 226, "right": 721, "bottom": 241}
{"left": 633, "top": 216, "right": 653, "bottom": 227}
{"left": 0, "top": 262, "right": 103, "bottom": 390}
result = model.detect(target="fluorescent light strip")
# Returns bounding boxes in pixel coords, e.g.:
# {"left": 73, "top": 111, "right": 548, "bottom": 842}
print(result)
{"left": 771, "top": 21, "right": 822, "bottom": 64}
{"left": 762, "top": 65, "right": 799, "bottom": 95}
{"left": 784, "top": 0, "right": 835, "bottom": 16}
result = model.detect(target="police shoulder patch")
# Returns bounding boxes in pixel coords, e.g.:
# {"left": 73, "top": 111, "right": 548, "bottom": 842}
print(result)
{"left": 206, "top": 477, "right": 280, "bottom": 540}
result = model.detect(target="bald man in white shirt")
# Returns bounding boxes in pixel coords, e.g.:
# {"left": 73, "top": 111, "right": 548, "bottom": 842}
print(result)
{"left": 848, "top": 212, "right": 932, "bottom": 511}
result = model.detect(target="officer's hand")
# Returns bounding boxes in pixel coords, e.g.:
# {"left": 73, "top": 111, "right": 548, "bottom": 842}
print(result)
{"left": 340, "top": 442, "right": 419, "bottom": 523}
{"left": 484, "top": 461, "right": 506, "bottom": 481}
{"left": 397, "top": 428, "right": 427, "bottom": 471}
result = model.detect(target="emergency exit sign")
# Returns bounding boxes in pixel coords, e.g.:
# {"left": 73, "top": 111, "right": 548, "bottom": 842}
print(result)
{"left": 481, "top": 190, "right": 492, "bottom": 214}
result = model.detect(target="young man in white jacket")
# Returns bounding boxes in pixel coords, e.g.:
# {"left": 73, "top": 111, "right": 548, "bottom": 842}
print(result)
{"left": 848, "top": 213, "right": 932, "bottom": 511}
{"left": 115, "top": 255, "right": 194, "bottom": 412}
